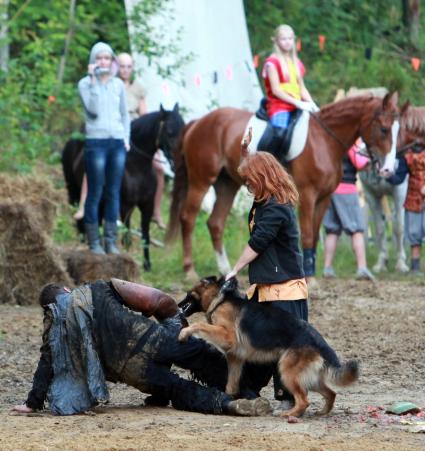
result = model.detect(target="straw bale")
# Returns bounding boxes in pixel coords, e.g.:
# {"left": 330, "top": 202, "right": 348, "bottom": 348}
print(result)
{"left": 62, "top": 250, "right": 140, "bottom": 285}
{"left": 346, "top": 86, "right": 389, "bottom": 98}
{"left": 0, "top": 203, "right": 73, "bottom": 305}
{"left": 0, "top": 173, "right": 66, "bottom": 234}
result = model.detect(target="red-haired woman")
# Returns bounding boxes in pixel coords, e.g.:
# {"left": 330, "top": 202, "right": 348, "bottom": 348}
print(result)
{"left": 225, "top": 151, "right": 308, "bottom": 406}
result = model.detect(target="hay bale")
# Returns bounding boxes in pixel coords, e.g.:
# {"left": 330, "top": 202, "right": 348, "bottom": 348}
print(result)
{"left": 0, "top": 203, "right": 73, "bottom": 305}
{"left": 334, "top": 87, "right": 389, "bottom": 103}
{"left": 62, "top": 250, "right": 140, "bottom": 285}
{"left": 346, "top": 86, "right": 388, "bottom": 98}
{"left": 0, "top": 173, "right": 65, "bottom": 234}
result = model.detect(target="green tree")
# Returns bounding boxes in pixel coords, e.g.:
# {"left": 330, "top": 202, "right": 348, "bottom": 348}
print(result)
{"left": 244, "top": 0, "right": 425, "bottom": 105}
{"left": 0, "top": 0, "right": 189, "bottom": 173}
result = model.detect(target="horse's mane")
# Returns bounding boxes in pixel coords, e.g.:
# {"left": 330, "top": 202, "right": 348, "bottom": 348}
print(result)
{"left": 403, "top": 106, "right": 425, "bottom": 135}
{"left": 318, "top": 95, "right": 376, "bottom": 124}
{"left": 131, "top": 111, "right": 160, "bottom": 141}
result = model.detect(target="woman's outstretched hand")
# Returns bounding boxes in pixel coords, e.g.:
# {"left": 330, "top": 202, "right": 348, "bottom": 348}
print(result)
{"left": 225, "top": 269, "right": 238, "bottom": 281}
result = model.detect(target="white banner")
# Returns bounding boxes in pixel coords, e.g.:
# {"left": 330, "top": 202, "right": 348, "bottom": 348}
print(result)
{"left": 124, "top": 0, "right": 263, "bottom": 120}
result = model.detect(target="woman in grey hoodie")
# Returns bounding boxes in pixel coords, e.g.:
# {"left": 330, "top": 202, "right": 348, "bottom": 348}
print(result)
{"left": 78, "top": 42, "right": 130, "bottom": 254}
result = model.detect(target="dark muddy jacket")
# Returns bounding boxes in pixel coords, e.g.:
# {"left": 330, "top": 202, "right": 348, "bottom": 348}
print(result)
{"left": 26, "top": 281, "right": 157, "bottom": 411}
{"left": 247, "top": 197, "right": 304, "bottom": 284}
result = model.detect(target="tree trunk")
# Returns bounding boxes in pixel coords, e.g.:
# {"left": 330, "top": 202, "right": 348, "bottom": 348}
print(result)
{"left": 0, "top": 0, "right": 9, "bottom": 72}
{"left": 402, "top": 0, "right": 420, "bottom": 47}
{"left": 57, "top": 0, "right": 76, "bottom": 83}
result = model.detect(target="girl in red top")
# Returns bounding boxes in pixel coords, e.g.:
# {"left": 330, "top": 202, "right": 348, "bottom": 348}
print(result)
{"left": 263, "top": 24, "right": 318, "bottom": 129}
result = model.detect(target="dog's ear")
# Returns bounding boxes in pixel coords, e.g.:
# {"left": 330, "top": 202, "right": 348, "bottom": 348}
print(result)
{"left": 202, "top": 275, "right": 218, "bottom": 285}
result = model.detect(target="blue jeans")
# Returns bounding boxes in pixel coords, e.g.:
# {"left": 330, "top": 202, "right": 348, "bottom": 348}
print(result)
{"left": 270, "top": 111, "right": 291, "bottom": 129}
{"left": 84, "top": 138, "right": 126, "bottom": 224}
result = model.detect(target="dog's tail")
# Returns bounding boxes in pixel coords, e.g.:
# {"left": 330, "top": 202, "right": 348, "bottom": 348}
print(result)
{"left": 326, "top": 360, "right": 359, "bottom": 387}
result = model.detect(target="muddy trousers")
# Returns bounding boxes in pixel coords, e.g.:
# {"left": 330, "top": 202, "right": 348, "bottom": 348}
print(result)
{"left": 120, "top": 322, "right": 232, "bottom": 414}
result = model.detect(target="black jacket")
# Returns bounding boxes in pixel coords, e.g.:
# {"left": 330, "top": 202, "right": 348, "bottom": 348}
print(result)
{"left": 247, "top": 198, "right": 304, "bottom": 284}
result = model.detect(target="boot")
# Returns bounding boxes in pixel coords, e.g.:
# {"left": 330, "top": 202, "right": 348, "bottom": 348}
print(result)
{"left": 225, "top": 397, "right": 272, "bottom": 416}
{"left": 111, "top": 278, "right": 182, "bottom": 321}
{"left": 85, "top": 223, "right": 105, "bottom": 255}
{"left": 104, "top": 221, "right": 120, "bottom": 254}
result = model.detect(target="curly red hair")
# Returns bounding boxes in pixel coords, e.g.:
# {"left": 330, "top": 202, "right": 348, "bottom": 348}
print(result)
{"left": 237, "top": 152, "right": 299, "bottom": 205}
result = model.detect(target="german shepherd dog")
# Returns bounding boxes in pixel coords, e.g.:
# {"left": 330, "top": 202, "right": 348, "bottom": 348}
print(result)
{"left": 178, "top": 277, "right": 359, "bottom": 418}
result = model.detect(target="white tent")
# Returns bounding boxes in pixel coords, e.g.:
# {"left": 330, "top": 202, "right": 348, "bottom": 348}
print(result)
{"left": 124, "top": 0, "right": 263, "bottom": 120}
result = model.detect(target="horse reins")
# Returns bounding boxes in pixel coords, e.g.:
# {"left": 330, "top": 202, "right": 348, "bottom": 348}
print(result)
{"left": 309, "top": 109, "right": 399, "bottom": 154}
{"left": 396, "top": 139, "right": 425, "bottom": 155}
{"left": 129, "top": 120, "right": 166, "bottom": 159}
{"left": 309, "top": 113, "right": 352, "bottom": 150}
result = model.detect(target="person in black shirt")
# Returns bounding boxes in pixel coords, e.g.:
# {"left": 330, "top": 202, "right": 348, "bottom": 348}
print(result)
{"left": 225, "top": 150, "right": 308, "bottom": 406}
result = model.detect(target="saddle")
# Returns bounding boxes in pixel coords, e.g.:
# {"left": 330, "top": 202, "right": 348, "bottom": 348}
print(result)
{"left": 256, "top": 98, "right": 303, "bottom": 163}
{"left": 111, "top": 278, "right": 185, "bottom": 323}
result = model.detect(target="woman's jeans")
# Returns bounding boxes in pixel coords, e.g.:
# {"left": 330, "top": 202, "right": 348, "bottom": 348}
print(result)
{"left": 270, "top": 111, "right": 291, "bottom": 129}
{"left": 84, "top": 138, "right": 126, "bottom": 224}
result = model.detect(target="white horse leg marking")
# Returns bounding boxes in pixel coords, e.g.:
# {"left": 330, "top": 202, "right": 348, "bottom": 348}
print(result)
{"left": 216, "top": 248, "right": 231, "bottom": 275}
{"left": 393, "top": 179, "right": 409, "bottom": 272}
{"left": 362, "top": 176, "right": 388, "bottom": 272}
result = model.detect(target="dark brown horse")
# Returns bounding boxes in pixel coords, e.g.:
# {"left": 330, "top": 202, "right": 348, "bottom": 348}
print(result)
{"left": 62, "top": 104, "right": 184, "bottom": 271}
{"left": 167, "top": 93, "right": 401, "bottom": 280}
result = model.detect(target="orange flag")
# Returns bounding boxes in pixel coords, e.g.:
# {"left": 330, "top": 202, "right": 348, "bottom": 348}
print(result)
{"left": 296, "top": 39, "right": 302, "bottom": 52}
{"left": 319, "top": 35, "right": 326, "bottom": 51}
{"left": 411, "top": 57, "right": 420, "bottom": 71}
{"left": 253, "top": 54, "right": 259, "bottom": 68}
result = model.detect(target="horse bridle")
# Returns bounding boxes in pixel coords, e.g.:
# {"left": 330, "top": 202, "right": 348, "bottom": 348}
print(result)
{"left": 310, "top": 109, "right": 400, "bottom": 169}
{"left": 129, "top": 120, "right": 166, "bottom": 159}
{"left": 396, "top": 139, "right": 425, "bottom": 155}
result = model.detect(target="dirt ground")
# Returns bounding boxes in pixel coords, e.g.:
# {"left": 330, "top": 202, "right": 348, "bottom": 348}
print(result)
{"left": 0, "top": 279, "right": 424, "bottom": 450}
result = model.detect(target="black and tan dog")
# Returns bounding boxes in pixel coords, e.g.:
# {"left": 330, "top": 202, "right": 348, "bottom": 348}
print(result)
{"left": 178, "top": 277, "right": 359, "bottom": 418}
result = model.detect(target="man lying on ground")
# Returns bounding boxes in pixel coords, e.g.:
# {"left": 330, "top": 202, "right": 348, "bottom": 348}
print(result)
{"left": 12, "top": 279, "right": 270, "bottom": 417}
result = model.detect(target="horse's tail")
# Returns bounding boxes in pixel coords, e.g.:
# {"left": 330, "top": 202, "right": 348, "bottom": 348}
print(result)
{"left": 61, "top": 138, "right": 84, "bottom": 205}
{"left": 165, "top": 120, "right": 196, "bottom": 244}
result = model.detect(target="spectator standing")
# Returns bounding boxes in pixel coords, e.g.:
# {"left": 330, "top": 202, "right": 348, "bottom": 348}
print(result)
{"left": 78, "top": 42, "right": 130, "bottom": 254}
{"left": 387, "top": 148, "right": 425, "bottom": 274}
{"left": 322, "top": 140, "right": 375, "bottom": 280}
{"left": 117, "top": 52, "right": 166, "bottom": 230}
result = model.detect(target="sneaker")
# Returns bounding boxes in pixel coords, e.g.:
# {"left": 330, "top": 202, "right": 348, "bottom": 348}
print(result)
{"left": 226, "top": 397, "right": 272, "bottom": 416}
{"left": 355, "top": 267, "right": 375, "bottom": 281}
{"left": 323, "top": 266, "right": 336, "bottom": 278}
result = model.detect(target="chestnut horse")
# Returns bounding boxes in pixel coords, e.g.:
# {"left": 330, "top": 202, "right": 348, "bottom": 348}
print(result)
{"left": 167, "top": 93, "right": 401, "bottom": 280}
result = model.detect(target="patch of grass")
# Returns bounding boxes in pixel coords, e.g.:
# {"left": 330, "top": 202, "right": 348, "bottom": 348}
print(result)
{"left": 128, "top": 200, "right": 250, "bottom": 290}
{"left": 52, "top": 179, "right": 424, "bottom": 290}
{"left": 53, "top": 204, "right": 80, "bottom": 243}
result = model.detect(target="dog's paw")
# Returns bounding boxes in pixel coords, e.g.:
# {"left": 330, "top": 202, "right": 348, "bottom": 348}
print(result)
{"left": 178, "top": 328, "right": 191, "bottom": 342}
